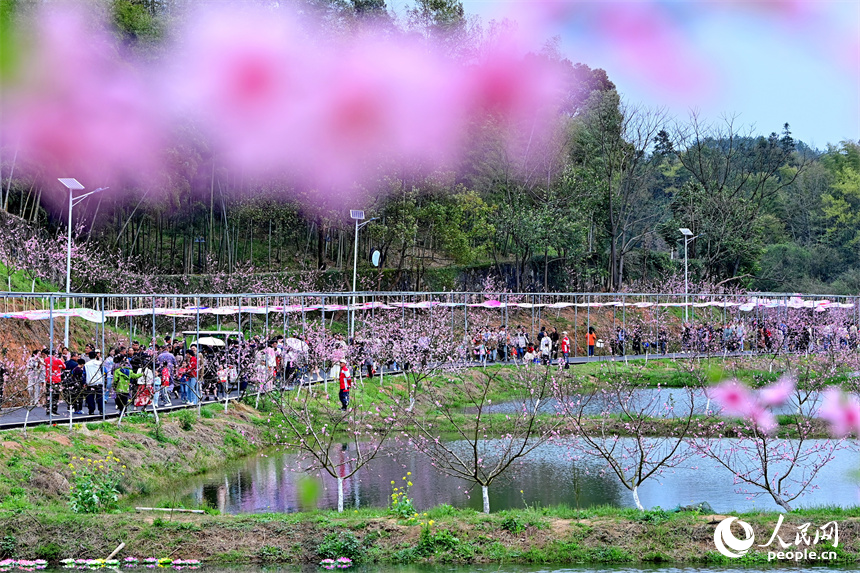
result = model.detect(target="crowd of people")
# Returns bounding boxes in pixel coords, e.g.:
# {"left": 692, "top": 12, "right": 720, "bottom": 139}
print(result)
{"left": 468, "top": 324, "right": 670, "bottom": 365}
{"left": 466, "top": 317, "right": 860, "bottom": 365}
{"left": 24, "top": 338, "right": 206, "bottom": 416}
{"left": 5, "top": 312, "right": 860, "bottom": 416}
{"left": 12, "top": 332, "right": 358, "bottom": 416}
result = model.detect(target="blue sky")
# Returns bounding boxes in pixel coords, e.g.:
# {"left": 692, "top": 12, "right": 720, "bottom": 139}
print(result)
{"left": 455, "top": 0, "right": 859, "bottom": 150}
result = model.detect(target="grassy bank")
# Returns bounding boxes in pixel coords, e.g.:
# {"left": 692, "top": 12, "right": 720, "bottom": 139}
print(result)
{"left": 0, "top": 403, "right": 265, "bottom": 513}
{"left": 0, "top": 504, "right": 855, "bottom": 566}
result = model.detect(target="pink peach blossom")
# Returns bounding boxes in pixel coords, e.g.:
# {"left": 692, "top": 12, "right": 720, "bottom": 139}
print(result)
{"left": 2, "top": 6, "right": 163, "bottom": 188}
{"left": 709, "top": 380, "right": 756, "bottom": 418}
{"left": 819, "top": 388, "right": 860, "bottom": 437}
{"left": 757, "top": 375, "right": 796, "bottom": 407}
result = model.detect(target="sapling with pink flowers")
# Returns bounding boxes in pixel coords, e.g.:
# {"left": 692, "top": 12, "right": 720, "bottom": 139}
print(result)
{"left": 557, "top": 364, "right": 705, "bottom": 510}
{"left": 355, "top": 307, "right": 460, "bottom": 411}
{"left": 695, "top": 373, "right": 846, "bottom": 511}
{"left": 268, "top": 378, "right": 396, "bottom": 512}
{"left": 402, "top": 367, "right": 561, "bottom": 513}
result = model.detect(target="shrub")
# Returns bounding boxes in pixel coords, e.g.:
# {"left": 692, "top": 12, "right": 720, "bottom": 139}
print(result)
{"left": 34, "top": 542, "right": 62, "bottom": 561}
{"left": 417, "top": 526, "right": 460, "bottom": 555}
{"left": 499, "top": 514, "right": 525, "bottom": 534}
{"left": 258, "top": 545, "right": 288, "bottom": 563}
{"left": 317, "top": 532, "right": 361, "bottom": 562}
{"left": 68, "top": 452, "right": 125, "bottom": 513}
{"left": 0, "top": 535, "right": 16, "bottom": 558}
{"left": 174, "top": 409, "right": 196, "bottom": 431}
{"left": 388, "top": 474, "right": 416, "bottom": 521}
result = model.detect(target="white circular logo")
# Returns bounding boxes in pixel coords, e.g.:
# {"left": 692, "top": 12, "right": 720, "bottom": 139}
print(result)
{"left": 714, "top": 517, "right": 755, "bottom": 558}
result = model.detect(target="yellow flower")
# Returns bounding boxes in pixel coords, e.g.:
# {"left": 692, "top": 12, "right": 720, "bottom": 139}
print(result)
{"left": 423, "top": 513, "right": 428, "bottom": 516}
{"left": 122, "top": 465, "right": 126, "bottom": 469}
{"left": 407, "top": 472, "right": 411, "bottom": 476}
{"left": 108, "top": 451, "right": 113, "bottom": 455}
{"left": 68, "top": 463, "right": 74, "bottom": 469}
{"left": 390, "top": 481, "right": 395, "bottom": 485}
{"left": 428, "top": 520, "right": 434, "bottom": 526}
{"left": 113, "top": 457, "right": 120, "bottom": 462}
{"left": 407, "top": 481, "right": 413, "bottom": 487}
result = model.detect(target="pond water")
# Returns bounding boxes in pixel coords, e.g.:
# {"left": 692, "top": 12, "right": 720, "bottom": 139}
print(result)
{"left": 481, "top": 388, "right": 823, "bottom": 418}
{"left": 140, "top": 438, "right": 860, "bottom": 515}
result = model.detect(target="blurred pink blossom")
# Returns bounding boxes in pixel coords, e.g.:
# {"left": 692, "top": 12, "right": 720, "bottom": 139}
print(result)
{"left": 758, "top": 375, "right": 796, "bottom": 407}
{"left": 299, "top": 38, "right": 461, "bottom": 189}
{"left": 709, "top": 380, "right": 756, "bottom": 418}
{"left": 167, "top": 6, "right": 315, "bottom": 174}
{"left": 460, "top": 50, "right": 563, "bottom": 131}
{"left": 819, "top": 388, "right": 860, "bottom": 438}
{"left": 710, "top": 377, "right": 795, "bottom": 434}
{"left": 747, "top": 405, "right": 778, "bottom": 434}
{"left": 2, "top": 6, "right": 163, "bottom": 188}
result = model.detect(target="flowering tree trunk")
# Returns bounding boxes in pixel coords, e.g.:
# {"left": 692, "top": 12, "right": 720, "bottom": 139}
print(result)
{"left": 695, "top": 370, "right": 844, "bottom": 511}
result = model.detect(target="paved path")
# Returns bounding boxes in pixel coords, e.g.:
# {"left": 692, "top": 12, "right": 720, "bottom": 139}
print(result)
{"left": 0, "top": 349, "right": 751, "bottom": 431}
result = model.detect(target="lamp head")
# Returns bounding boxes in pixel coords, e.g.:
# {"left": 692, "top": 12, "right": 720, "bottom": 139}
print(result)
{"left": 58, "top": 178, "right": 84, "bottom": 191}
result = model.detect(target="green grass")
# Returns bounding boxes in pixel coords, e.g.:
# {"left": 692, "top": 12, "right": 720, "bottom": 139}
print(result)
{"left": 0, "top": 260, "right": 57, "bottom": 293}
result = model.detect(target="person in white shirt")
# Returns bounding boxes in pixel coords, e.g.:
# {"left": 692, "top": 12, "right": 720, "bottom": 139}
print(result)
{"left": 540, "top": 335, "right": 552, "bottom": 365}
{"left": 84, "top": 351, "right": 105, "bottom": 415}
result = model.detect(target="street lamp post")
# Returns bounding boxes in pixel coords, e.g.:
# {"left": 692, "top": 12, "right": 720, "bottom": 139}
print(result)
{"left": 58, "top": 179, "right": 107, "bottom": 347}
{"left": 349, "top": 210, "right": 378, "bottom": 342}
{"left": 679, "top": 227, "right": 695, "bottom": 324}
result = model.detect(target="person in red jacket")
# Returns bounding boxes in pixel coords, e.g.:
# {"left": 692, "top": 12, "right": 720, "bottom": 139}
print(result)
{"left": 338, "top": 358, "right": 351, "bottom": 411}
{"left": 560, "top": 332, "right": 571, "bottom": 367}
{"left": 43, "top": 348, "right": 65, "bottom": 415}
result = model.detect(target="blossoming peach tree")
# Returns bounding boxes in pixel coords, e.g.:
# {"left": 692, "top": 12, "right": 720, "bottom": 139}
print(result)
{"left": 269, "top": 378, "right": 397, "bottom": 512}
{"left": 402, "top": 367, "right": 562, "bottom": 513}
{"left": 557, "top": 363, "right": 705, "bottom": 510}
{"left": 696, "top": 372, "right": 847, "bottom": 511}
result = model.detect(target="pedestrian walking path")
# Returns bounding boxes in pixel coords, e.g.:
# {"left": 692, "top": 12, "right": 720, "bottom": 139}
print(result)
{"left": 0, "top": 349, "right": 750, "bottom": 431}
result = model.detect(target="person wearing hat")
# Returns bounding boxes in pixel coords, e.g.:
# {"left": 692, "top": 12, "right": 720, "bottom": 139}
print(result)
{"left": 338, "top": 358, "right": 352, "bottom": 411}
{"left": 560, "top": 331, "right": 571, "bottom": 368}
